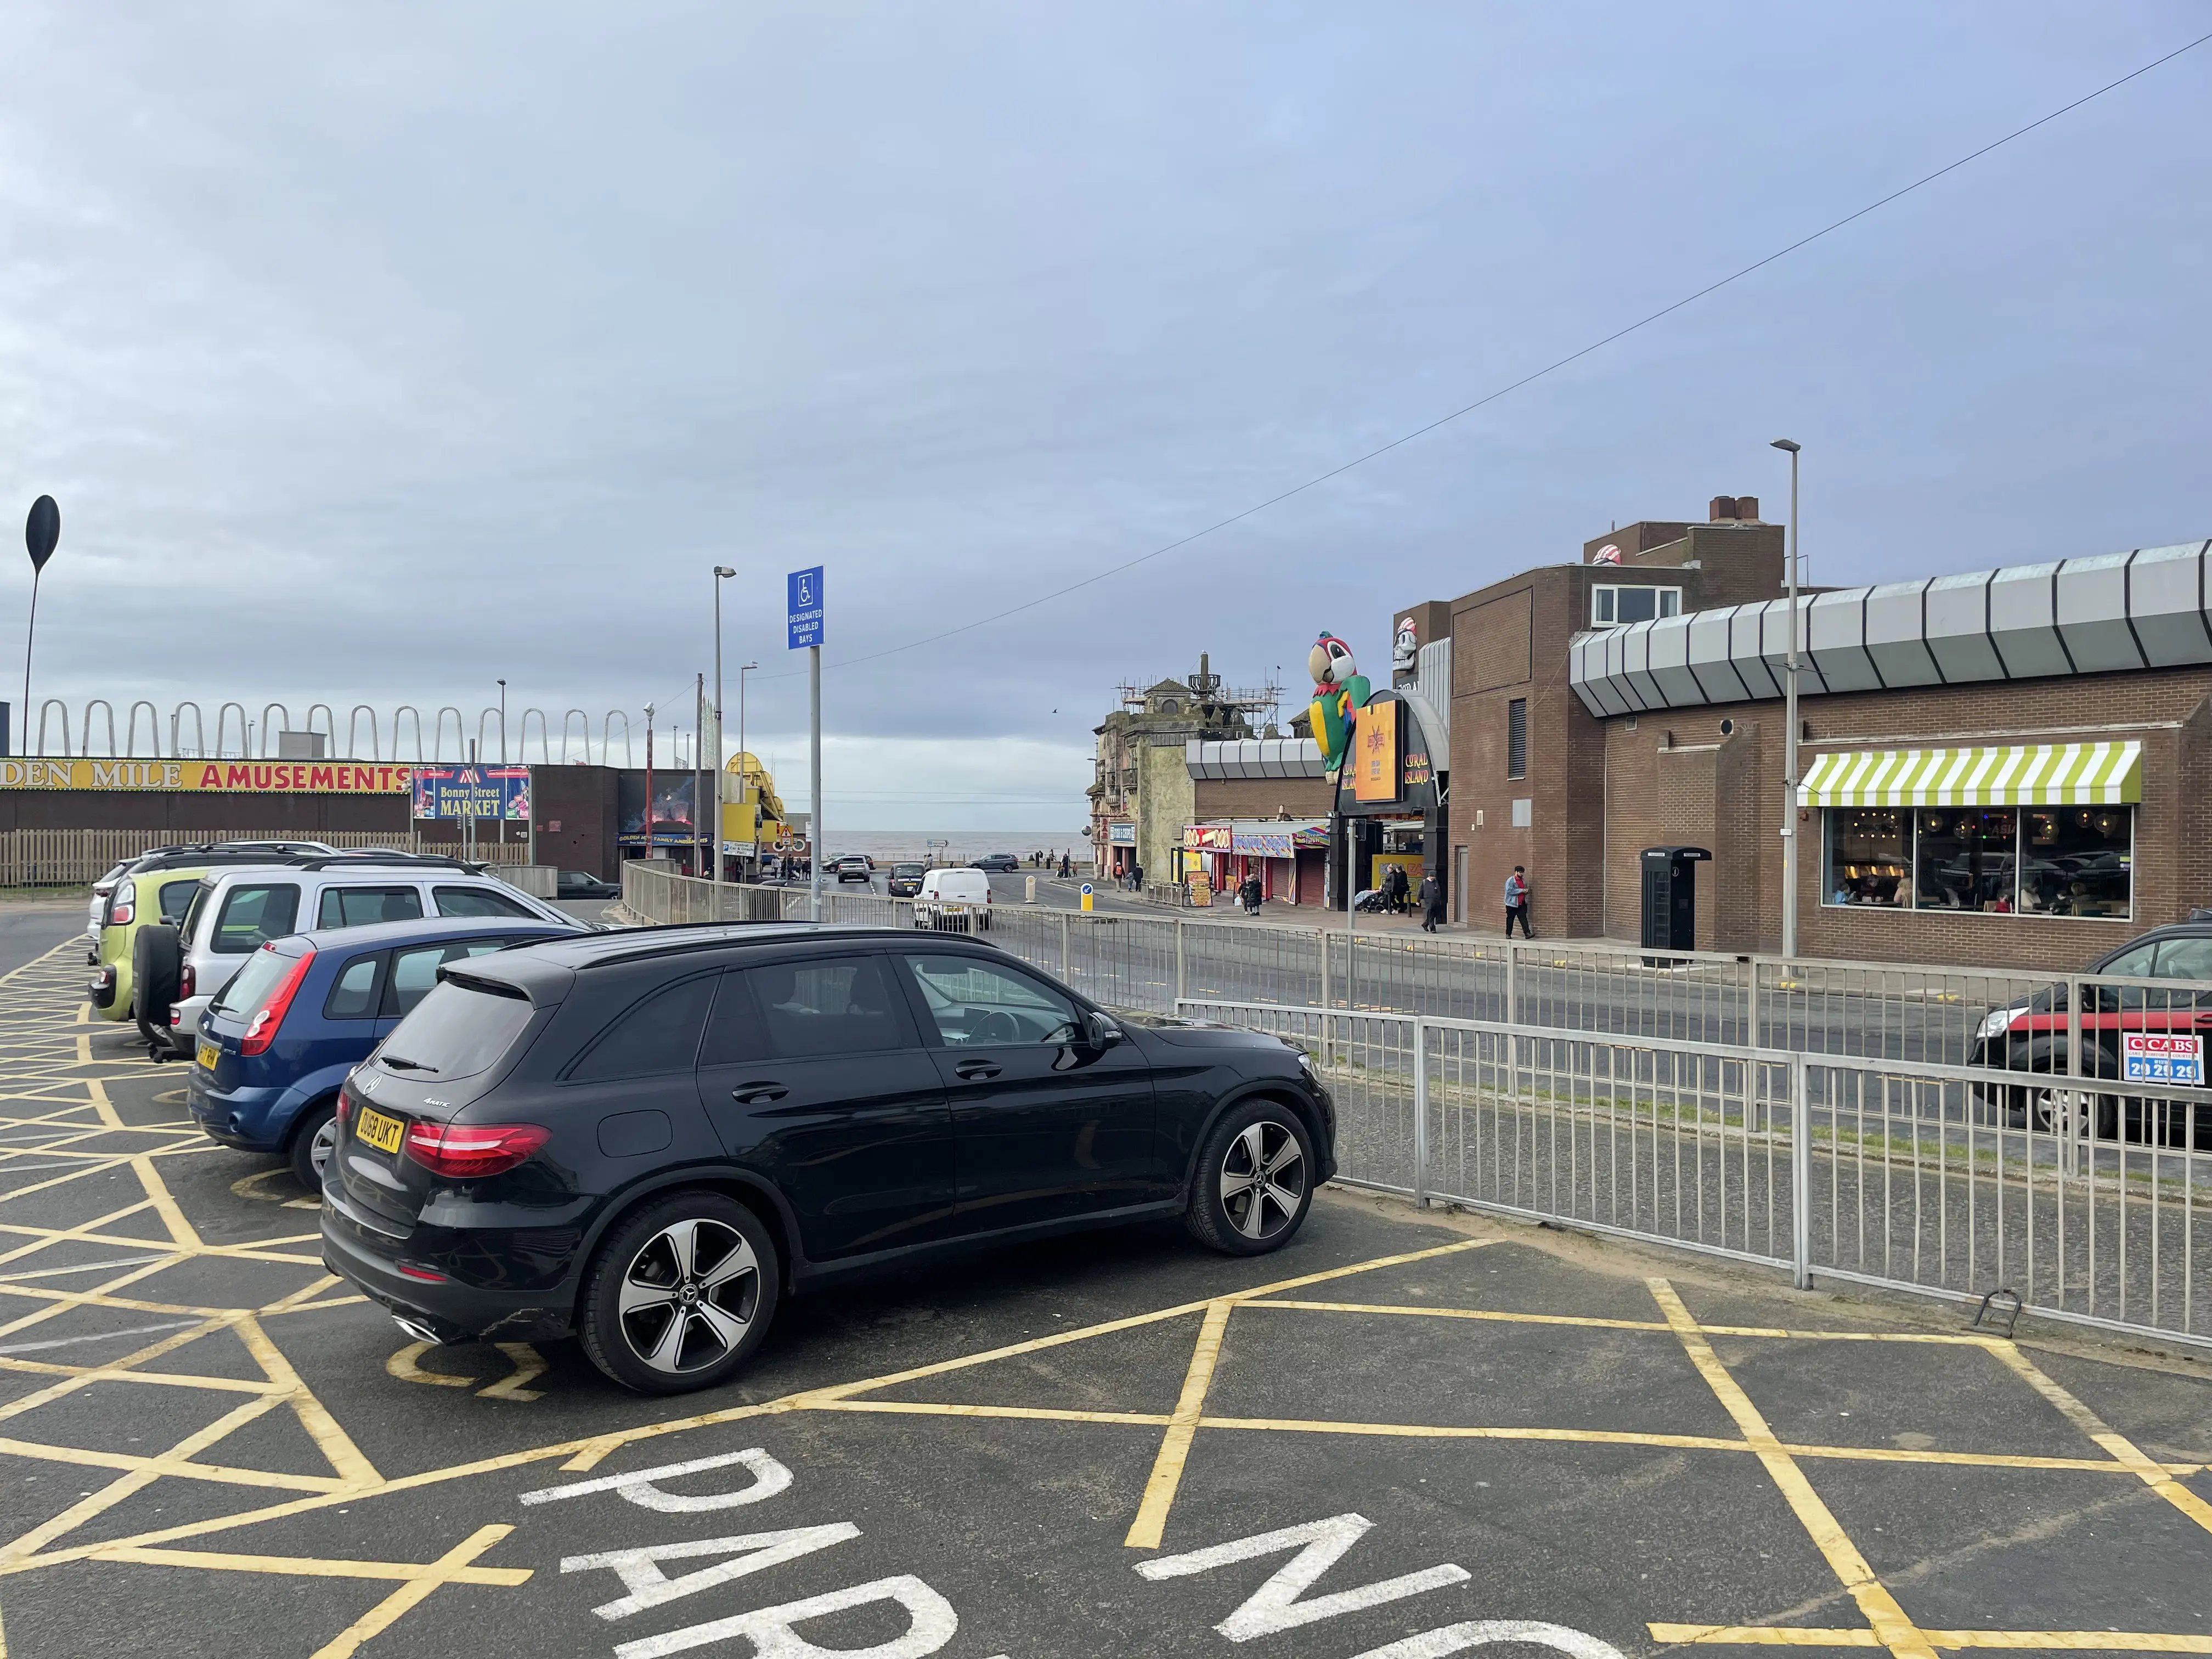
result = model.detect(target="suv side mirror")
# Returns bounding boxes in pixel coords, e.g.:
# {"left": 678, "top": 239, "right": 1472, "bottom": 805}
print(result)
{"left": 1085, "top": 1011, "right": 1123, "bottom": 1051}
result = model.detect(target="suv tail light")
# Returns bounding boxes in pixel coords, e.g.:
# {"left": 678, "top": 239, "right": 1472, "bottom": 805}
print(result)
{"left": 179, "top": 963, "right": 196, "bottom": 1000}
{"left": 240, "top": 949, "right": 314, "bottom": 1056}
{"left": 401, "top": 1122, "right": 548, "bottom": 1179}
{"left": 109, "top": 881, "right": 136, "bottom": 927}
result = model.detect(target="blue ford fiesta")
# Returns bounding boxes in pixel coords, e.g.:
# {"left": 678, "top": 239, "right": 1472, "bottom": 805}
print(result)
{"left": 187, "top": 916, "right": 585, "bottom": 1187}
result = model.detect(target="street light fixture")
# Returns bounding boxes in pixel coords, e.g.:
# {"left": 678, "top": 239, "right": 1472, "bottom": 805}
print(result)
{"left": 1770, "top": 439, "right": 1802, "bottom": 960}
{"left": 737, "top": 659, "right": 758, "bottom": 876}
{"left": 20, "top": 496, "right": 59, "bottom": 757}
{"left": 712, "top": 566, "right": 737, "bottom": 909}
{"left": 496, "top": 678, "right": 509, "bottom": 846}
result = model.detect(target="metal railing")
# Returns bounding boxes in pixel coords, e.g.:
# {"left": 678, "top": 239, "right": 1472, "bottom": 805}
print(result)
{"left": 620, "top": 864, "right": 2209, "bottom": 1080}
{"left": 615, "top": 865, "right": 2212, "bottom": 1345}
{"left": 1182, "top": 996, "right": 2212, "bottom": 1348}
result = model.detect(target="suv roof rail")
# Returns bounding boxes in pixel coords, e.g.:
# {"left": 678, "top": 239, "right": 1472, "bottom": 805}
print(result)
{"left": 130, "top": 848, "right": 320, "bottom": 871}
{"left": 294, "top": 854, "right": 479, "bottom": 872}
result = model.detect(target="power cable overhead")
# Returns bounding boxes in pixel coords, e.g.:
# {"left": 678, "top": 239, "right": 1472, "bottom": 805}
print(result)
{"left": 752, "top": 27, "right": 2211, "bottom": 684}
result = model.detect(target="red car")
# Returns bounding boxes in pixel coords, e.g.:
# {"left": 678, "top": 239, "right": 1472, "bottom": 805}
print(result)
{"left": 1969, "top": 923, "right": 2212, "bottom": 1143}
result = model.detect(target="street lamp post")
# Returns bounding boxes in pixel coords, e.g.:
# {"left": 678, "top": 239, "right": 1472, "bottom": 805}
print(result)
{"left": 713, "top": 566, "right": 736, "bottom": 911}
{"left": 737, "top": 658, "right": 758, "bottom": 881}
{"left": 20, "top": 496, "right": 60, "bottom": 757}
{"left": 1770, "top": 439, "right": 1802, "bottom": 960}
{"left": 496, "top": 678, "right": 508, "bottom": 847}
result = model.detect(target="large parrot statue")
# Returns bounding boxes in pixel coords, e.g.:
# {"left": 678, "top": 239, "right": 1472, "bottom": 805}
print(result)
{"left": 1307, "top": 633, "right": 1372, "bottom": 776}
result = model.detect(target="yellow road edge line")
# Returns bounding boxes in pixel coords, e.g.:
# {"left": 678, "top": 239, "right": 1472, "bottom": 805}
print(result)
{"left": 1124, "top": 1299, "right": 1233, "bottom": 1550}
{"left": 1651, "top": 1278, "right": 1937, "bottom": 1659}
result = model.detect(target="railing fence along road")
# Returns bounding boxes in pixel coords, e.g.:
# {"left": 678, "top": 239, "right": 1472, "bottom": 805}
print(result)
{"left": 624, "top": 865, "right": 2212, "bottom": 1347}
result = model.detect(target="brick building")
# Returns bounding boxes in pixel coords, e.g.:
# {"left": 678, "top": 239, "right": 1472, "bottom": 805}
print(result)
{"left": 1406, "top": 498, "right": 1784, "bottom": 935}
{"left": 1402, "top": 499, "right": 2212, "bottom": 970}
{"left": 1086, "top": 656, "right": 1274, "bottom": 886}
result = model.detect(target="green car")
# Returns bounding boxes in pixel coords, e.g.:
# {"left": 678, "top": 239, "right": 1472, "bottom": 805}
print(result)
{"left": 87, "top": 843, "right": 332, "bottom": 1044}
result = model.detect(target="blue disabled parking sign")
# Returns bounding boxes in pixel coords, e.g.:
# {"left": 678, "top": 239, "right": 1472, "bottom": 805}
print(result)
{"left": 787, "top": 566, "right": 824, "bottom": 650}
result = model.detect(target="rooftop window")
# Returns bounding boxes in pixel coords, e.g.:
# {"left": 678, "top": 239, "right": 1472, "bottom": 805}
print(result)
{"left": 1590, "top": 584, "right": 1681, "bottom": 628}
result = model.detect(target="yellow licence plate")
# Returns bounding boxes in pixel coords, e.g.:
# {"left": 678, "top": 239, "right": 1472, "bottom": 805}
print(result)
{"left": 195, "top": 1041, "right": 219, "bottom": 1070}
{"left": 356, "top": 1107, "right": 405, "bottom": 1155}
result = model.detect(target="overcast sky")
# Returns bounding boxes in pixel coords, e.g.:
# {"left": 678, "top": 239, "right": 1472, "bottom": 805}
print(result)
{"left": 3, "top": 5, "right": 2207, "bottom": 829}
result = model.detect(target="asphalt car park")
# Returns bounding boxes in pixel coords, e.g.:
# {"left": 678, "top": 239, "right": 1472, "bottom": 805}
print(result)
{"left": 3, "top": 934, "right": 2212, "bottom": 1659}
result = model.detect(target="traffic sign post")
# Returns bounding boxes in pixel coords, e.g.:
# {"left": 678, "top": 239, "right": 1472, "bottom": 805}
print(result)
{"left": 1080, "top": 881, "right": 1094, "bottom": 913}
{"left": 788, "top": 567, "right": 825, "bottom": 922}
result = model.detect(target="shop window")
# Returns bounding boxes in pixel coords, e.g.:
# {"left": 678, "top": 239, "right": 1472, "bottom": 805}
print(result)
{"left": 1590, "top": 585, "right": 1683, "bottom": 628}
{"left": 1912, "top": 810, "right": 2018, "bottom": 912}
{"left": 1506, "top": 699, "right": 1527, "bottom": 780}
{"left": 1824, "top": 809, "right": 1908, "bottom": 907}
{"left": 2019, "top": 808, "right": 2132, "bottom": 919}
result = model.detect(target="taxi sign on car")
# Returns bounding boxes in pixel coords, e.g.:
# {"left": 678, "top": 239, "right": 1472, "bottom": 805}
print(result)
{"left": 2123, "top": 1032, "right": 2204, "bottom": 1086}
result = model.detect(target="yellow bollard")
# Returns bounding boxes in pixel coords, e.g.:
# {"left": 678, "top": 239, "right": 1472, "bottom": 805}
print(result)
{"left": 1080, "top": 882, "right": 1094, "bottom": 912}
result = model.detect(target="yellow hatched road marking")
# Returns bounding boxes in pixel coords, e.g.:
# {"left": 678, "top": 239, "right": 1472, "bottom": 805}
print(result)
{"left": 1125, "top": 1298, "right": 1232, "bottom": 1549}
{"left": 1651, "top": 1628, "right": 2212, "bottom": 1652}
{"left": 1652, "top": 1279, "right": 1938, "bottom": 1659}
{"left": 307, "top": 1525, "right": 525, "bottom": 1659}
{"left": 91, "top": 1541, "right": 530, "bottom": 1585}
{"left": 1984, "top": 1342, "right": 2212, "bottom": 1541}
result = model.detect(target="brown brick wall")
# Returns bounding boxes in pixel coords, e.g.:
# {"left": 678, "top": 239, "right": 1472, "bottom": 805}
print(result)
{"left": 1599, "top": 670, "right": 2212, "bottom": 970}
{"left": 1458, "top": 589, "right": 1533, "bottom": 695}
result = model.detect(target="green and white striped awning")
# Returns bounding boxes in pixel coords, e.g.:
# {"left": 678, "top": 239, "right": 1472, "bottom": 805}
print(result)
{"left": 1798, "top": 742, "right": 2141, "bottom": 808}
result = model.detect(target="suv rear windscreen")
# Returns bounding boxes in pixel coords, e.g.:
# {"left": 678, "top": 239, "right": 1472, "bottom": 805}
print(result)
{"left": 893, "top": 864, "right": 924, "bottom": 877}
{"left": 377, "top": 980, "right": 534, "bottom": 1081}
{"left": 213, "top": 884, "right": 303, "bottom": 954}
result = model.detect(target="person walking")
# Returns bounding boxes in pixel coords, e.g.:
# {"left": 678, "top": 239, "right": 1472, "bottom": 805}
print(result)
{"left": 1239, "top": 872, "right": 1263, "bottom": 917}
{"left": 1417, "top": 870, "right": 1443, "bottom": 933}
{"left": 1503, "top": 865, "right": 1533, "bottom": 938}
{"left": 1383, "top": 864, "right": 1409, "bottom": 915}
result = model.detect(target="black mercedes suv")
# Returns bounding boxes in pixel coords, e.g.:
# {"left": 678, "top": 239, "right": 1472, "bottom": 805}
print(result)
{"left": 320, "top": 924, "right": 1335, "bottom": 1394}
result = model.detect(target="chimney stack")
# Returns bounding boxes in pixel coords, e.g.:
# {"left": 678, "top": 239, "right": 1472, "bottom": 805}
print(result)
{"left": 1736, "top": 495, "right": 1758, "bottom": 521}
{"left": 1708, "top": 495, "right": 1739, "bottom": 522}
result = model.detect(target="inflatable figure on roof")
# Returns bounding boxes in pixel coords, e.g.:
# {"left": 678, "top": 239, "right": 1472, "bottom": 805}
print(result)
{"left": 1307, "top": 633, "right": 1372, "bottom": 776}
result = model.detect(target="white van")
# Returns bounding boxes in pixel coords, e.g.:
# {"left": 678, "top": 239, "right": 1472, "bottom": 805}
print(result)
{"left": 915, "top": 867, "right": 992, "bottom": 932}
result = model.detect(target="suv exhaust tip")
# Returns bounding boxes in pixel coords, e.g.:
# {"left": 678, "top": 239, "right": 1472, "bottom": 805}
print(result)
{"left": 390, "top": 1312, "right": 465, "bottom": 1346}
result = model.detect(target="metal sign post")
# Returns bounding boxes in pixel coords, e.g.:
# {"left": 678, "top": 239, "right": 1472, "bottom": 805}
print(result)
{"left": 788, "top": 566, "right": 825, "bottom": 923}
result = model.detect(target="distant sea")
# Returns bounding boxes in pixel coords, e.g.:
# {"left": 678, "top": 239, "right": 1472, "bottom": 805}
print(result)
{"left": 814, "top": 830, "right": 1091, "bottom": 865}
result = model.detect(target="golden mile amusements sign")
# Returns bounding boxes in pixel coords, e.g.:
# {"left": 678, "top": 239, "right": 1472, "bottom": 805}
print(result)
{"left": 0, "top": 759, "right": 414, "bottom": 794}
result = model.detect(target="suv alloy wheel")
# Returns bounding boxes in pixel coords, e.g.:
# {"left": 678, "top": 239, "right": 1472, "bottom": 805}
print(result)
{"left": 579, "top": 1191, "right": 781, "bottom": 1393}
{"left": 1184, "top": 1100, "right": 1313, "bottom": 1256}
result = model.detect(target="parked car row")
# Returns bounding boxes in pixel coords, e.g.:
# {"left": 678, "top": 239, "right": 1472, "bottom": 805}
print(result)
{"left": 83, "top": 838, "right": 1336, "bottom": 1400}
{"left": 88, "top": 843, "right": 573, "bottom": 1057}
